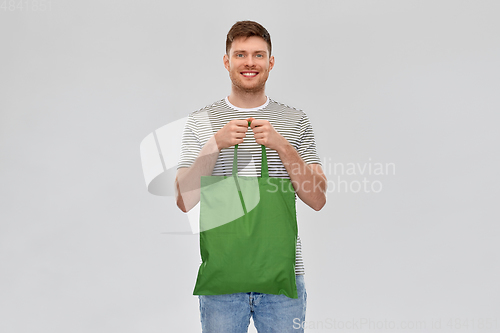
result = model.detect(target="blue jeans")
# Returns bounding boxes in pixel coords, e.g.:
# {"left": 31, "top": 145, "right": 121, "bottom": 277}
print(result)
{"left": 199, "top": 275, "right": 307, "bottom": 333}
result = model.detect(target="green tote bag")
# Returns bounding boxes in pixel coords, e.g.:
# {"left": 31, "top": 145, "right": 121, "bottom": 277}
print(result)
{"left": 193, "top": 144, "right": 298, "bottom": 298}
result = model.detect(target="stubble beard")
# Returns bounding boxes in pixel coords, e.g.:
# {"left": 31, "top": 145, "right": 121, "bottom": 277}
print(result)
{"left": 229, "top": 70, "right": 268, "bottom": 95}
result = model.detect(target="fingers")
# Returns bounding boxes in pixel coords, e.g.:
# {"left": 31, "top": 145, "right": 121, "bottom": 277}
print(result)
{"left": 249, "top": 118, "right": 269, "bottom": 129}
{"left": 217, "top": 119, "right": 276, "bottom": 149}
{"left": 219, "top": 119, "right": 251, "bottom": 148}
{"left": 249, "top": 119, "right": 270, "bottom": 136}
{"left": 232, "top": 120, "right": 250, "bottom": 134}
{"left": 233, "top": 119, "right": 250, "bottom": 127}
{"left": 225, "top": 119, "right": 248, "bottom": 131}
{"left": 229, "top": 121, "right": 248, "bottom": 142}
{"left": 249, "top": 119, "right": 266, "bottom": 145}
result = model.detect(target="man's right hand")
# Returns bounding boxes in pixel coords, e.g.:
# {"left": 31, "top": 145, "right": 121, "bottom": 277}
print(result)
{"left": 214, "top": 119, "right": 251, "bottom": 151}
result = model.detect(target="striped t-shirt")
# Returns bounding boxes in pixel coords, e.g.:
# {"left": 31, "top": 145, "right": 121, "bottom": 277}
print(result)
{"left": 177, "top": 97, "right": 322, "bottom": 275}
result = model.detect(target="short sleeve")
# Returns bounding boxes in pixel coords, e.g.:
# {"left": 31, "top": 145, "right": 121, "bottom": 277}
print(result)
{"left": 296, "top": 113, "right": 322, "bottom": 166}
{"left": 177, "top": 115, "right": 201, "bottom": 169}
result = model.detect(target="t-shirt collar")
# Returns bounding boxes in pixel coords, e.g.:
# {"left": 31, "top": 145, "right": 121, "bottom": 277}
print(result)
{"left": 224, "top": 96, "right": 269, "bottom": 111}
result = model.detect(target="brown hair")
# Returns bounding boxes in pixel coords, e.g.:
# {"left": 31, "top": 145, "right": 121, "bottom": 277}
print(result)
{"left": 226, "top": 21, "right": 272, "bottom": 55}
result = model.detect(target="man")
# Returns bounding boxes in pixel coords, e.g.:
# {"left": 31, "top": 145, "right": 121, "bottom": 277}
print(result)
{"left": 175, "top": 20, "right": 326, "bottom": 332}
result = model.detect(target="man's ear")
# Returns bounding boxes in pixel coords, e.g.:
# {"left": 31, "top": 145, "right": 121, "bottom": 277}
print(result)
{"left": 269, "top": 55, "right": 275, "bottom": 71}
{"left": 223, "top": 54, "right": 230, "bottom": 71}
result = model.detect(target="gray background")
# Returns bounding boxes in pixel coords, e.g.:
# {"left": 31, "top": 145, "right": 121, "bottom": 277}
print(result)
{"left": 1, "top": 0, "right": 499, "bottom": 332}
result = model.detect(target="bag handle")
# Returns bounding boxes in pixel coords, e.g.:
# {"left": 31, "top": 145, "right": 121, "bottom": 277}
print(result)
{"left": 233, "top": 145, "right": 269, "bottom": 178}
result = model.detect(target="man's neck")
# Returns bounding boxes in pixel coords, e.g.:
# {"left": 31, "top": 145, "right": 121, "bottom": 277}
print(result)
{"left": 227, "top": 88, "right": 268, "bottom": 109}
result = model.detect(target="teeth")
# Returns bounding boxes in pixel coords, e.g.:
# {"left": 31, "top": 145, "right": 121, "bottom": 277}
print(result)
{"left": 242, "top": 72, "right": 257, "bottom": 76}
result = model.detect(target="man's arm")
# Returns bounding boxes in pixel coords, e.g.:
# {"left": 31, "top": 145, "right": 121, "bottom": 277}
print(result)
{"left": 175, "top": 119, "right": 250, "bottom": 212}
{"left": 276, "top": 144, "right": 327, "bottom": 211}
{"left": 250, "top": 119, "right": 327, "bottom": 211}
{"left": 175, "top": 135, "right": 219, "bottom": 213}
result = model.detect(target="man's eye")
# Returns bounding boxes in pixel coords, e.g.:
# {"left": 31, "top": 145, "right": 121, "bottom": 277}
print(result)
{"left": 256, "top": 54, "right": 263, "bottom": 58}
{"left": 236, "top": 54, "right": 244, "bottom": 58}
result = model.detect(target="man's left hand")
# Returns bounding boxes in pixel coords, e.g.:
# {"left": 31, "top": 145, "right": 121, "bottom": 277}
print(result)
{"left": 249, "top": 118, "right": 288, "bottom": 151}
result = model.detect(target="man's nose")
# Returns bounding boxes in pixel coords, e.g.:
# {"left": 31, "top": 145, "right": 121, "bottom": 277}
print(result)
{"left": 244, "top": 56, "right": 255, "bottom": 67}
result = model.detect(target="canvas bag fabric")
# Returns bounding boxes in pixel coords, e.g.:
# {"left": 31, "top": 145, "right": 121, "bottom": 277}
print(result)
{"left": 193, "top": 144, "right": 298, "bottom": 298}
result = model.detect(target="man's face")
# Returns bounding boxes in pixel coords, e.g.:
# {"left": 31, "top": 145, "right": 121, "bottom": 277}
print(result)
{"left": 223, "top": 36, "right": 275, "bottom": 94}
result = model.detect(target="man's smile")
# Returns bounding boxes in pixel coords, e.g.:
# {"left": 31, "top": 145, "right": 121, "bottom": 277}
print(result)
{"left": 241, "top": 71, "right": 258, "bottom": 77}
